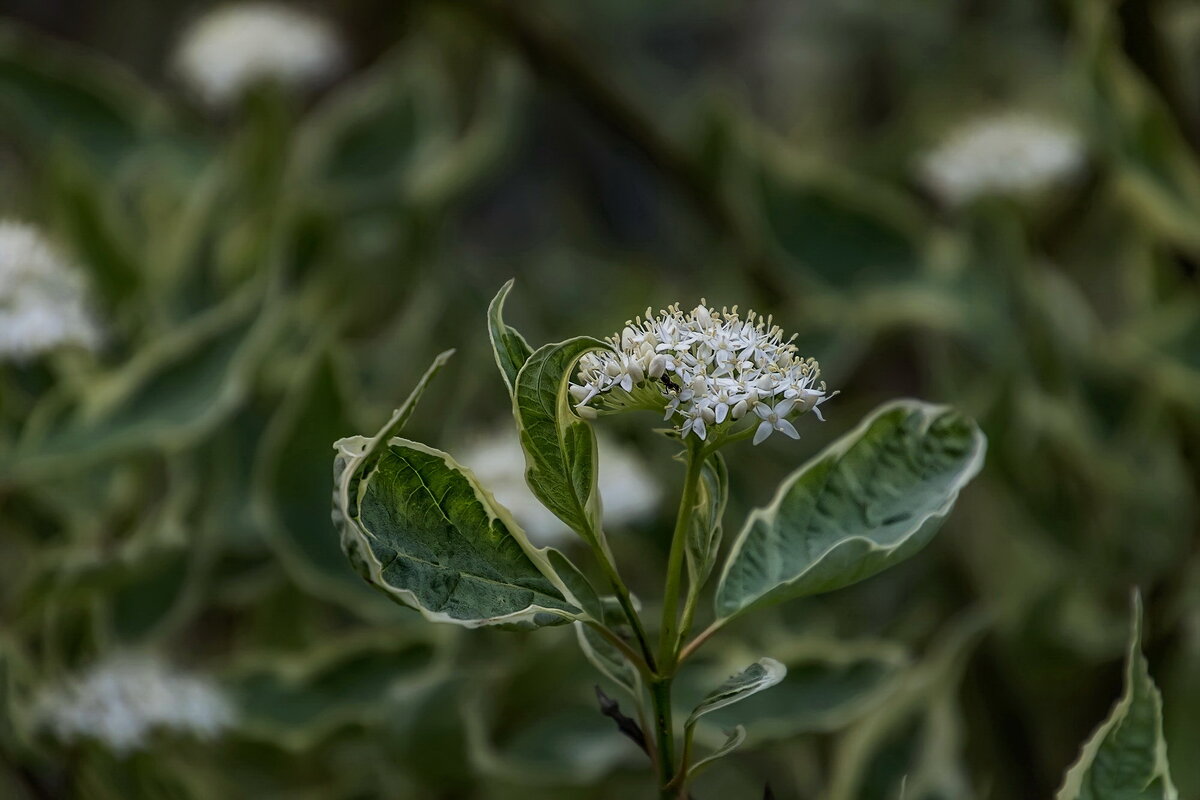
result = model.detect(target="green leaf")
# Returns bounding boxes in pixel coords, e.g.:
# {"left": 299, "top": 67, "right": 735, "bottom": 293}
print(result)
{"left": 0, "top": 21, "right": 166, "bottom": 169}
{"left": 688, "top": 725, "right": 746, "bottom": 779}
{"left": 336, "top": 435, "right": 583, "bottom": 628}
{"left": 756, "top": 159, "right": 928, "bottom": 288}
{"left": 686, "top": 452, "right": 729, "bottom": 588}
{"left": 487, "top": 279, "right": 534, "bottom": 396}
{"left": 11, "top": 290, "right": 271, "bottom": 476}
{"left": 332, "top": 348, "right": 454, "bottom": 512}
{"left": 512, "top": 337, "right": 609, "bottom": 548}
{"left": 575, "top": 597, "right": 644, "bottom": 700}
{"left": 331, "top": 347, "right": 592, "bottom": 623}
{"left": 1056, "top": 592, "right": 1178, "bottom": 800}
{"left": 686, "top": 658, "right": 787, "bottom": 729}
{"left": 715, "top": 400, "right": 986, "bottom": 621}
{"left": 547, "top": 549, "right": 603, "bottom": 623}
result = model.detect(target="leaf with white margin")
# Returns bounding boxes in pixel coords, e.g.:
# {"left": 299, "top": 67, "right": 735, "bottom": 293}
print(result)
{"left": 487, "top": 279, "right": 533, "bottom": 396}
{"left": 575, "top": 596, "right": 643, "bottom": 700}
{"left": 338, "top": 437, "right": 588, "bottom": 628}
{"left": 1056, "top": 591, "right": 1177, "bottom": 800}
{"left": 333, "top": 351, "right": 591, "bottom": 628}
{"left": 333, "top": 350, "right": 453, "bottom": 576}
{"left": 686, "top": 658, "right": 787, "bottom": 730}
{"left": 685, "top": 637, "right": 908, "bottom": 747}
{"left": 513, "top": 337, "right": 609, "bottom": 549}
{"left": 688, "top": 725, "right": 746, "bottom": 779}
{"left": 715, "top": 400, "right": 985, "bottom": 621}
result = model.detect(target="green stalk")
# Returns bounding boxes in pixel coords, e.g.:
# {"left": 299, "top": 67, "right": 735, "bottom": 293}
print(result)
{"left": 659, "top": 439, "right": 705, "bottom": 669}
{"left": 650, "top": 676, "right": 677, "bottom": 798}
{"left": 647, "top": 438, "right": 707, "bottom": 797}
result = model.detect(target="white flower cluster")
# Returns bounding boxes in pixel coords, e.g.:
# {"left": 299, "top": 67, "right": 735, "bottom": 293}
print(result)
{"left": 0, "top": 221, "right": 102, "bottom": 361}
{"left": 32, "top": 653, "right": 235, "bottom": 754}
{"left": 919, "top": 113, "right": 1086, "bottom": 206}
{"left": 460, "top": 428, "right": 661, "bottom": 546}
{"left": 173, "top": 3, "right": 344, "bottom": 108}
{"left": 571, "top": 303, "right": 831, "bottom": 445}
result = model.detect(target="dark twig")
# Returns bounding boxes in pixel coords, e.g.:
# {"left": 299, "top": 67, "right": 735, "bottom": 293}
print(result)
{"left": 594, "top": 685, "right": 650, "bottom": 757}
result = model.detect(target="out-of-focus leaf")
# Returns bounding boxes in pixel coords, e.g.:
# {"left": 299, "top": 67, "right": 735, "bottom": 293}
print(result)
{"left": 1074, "top": 0, "right": 1200, "bottom": 255}
{"left": 828, "top": 616, "right": 986, "bottom": 800}
{"left": 11, "top": 289, "right": 272, "bottom": 474}
{"left": 512, "top": 337, "right": 608, "bottom": 549}
{"left": 296, "top": 48, "right": 445, "bottom": 209}
{"left": 715, "top": 400, "right": 986, "bottom": 621}
{"left": 465, "top": 695, "right": 637, "bottom": 786}
{"left": 257, "top": 348, "right": 401, "bottom": 616}
{"left": 46, "top": 152, "right": 142, "bottom": 307}
{"left": 487, "top": 279, "right": 534, "bottom": 396}
{"left": 404, "top": 57, "right": 524, "bottom": 208}
{"left": 0, "top": 21, "right": 165, "bottom": 169}
{"left": 230, "top": 633, "right": 446, "bottom": 751}
{"left": 1056, "top": 592, "right": 1177, "bottom": 800}
{"left": 753, "top": 146, "right": 930, "bottom": 288}
{"left": 1164, "top": 604, "right": 1200, "bottom": 798}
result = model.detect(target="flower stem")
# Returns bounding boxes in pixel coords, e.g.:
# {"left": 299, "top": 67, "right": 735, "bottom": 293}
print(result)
{"left": 659, "top": 439, "right": 705, "bottom": 670}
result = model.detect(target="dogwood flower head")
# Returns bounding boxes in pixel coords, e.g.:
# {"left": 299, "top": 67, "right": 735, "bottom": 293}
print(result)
{"left": 919, "top": 113, "right": 1085, "bottom": 206}
{"left": 31, "top": 652, "right": 235, "bottom": 754}
{"left": 173, "top": 3, "right": 344, "bottom": 107}
{"left": 458, "top": 426, "right": 661, "bottom": 546}
{"left": 0, "top": 221, "right": 102, "bottom": 361}
{"left": 572, "top": 302, "right": 833, "bottom": 444}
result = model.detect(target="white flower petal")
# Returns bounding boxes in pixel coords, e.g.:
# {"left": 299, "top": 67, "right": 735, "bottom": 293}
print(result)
{"left": 753, "top": 420, "right": 773, "bottom": 445}
{"left": 776, "top": 419, "right": 800, "bottom": 439}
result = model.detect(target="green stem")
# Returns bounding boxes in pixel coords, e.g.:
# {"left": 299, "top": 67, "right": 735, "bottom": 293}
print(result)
{"left": 592, "top": 545, "right": 657, "bottom": 673}
{"left": 650, "top": 677, "right": 676, "bottom": 797}
{"left": 659, "top": 440, "right": 705, "bottom": 669}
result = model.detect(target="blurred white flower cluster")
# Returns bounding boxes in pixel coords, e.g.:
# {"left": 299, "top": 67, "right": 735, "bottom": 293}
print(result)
{"left": 173, "top": 3, "right": 344, "bottom": 107}
{"left": 459, "top": 428, "right": 660, "bottom": 546}
{"left": 32, "top": 653, "right": 235, "bottom": 754}
{"left": 919, "top": 113, "right": 1086, "bottom": 206}
{"left": 571, "top": 303, "right": 830, "bottom": 445}
{"left": 0, "top": 221, "right": 102, "bottom": 361}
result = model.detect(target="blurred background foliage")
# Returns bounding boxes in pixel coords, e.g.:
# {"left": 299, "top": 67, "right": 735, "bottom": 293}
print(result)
{"left": 0, "top": 0, "right": 1197, "bottom": 798}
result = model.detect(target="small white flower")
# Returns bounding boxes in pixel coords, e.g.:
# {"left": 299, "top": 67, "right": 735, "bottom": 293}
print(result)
{"left": 457, "top": 426, "right": 661, "bottom": 546}
{"left": 32, "top": 652, "right": 234, "bottom": 754}
{"left": 753, "top": 399, "right": 801, "bottom": 445}
{"left": 0, "top": 221, "right": 102, "bottom": 361}
{"left": 173, "top": 3, "right": 344, "bottom": 107}
{"left": 572, "top": 301, "right": 832, "bottom": 444}
{"left": 919, "top": 113, "right": 1085, "bottom": 206}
